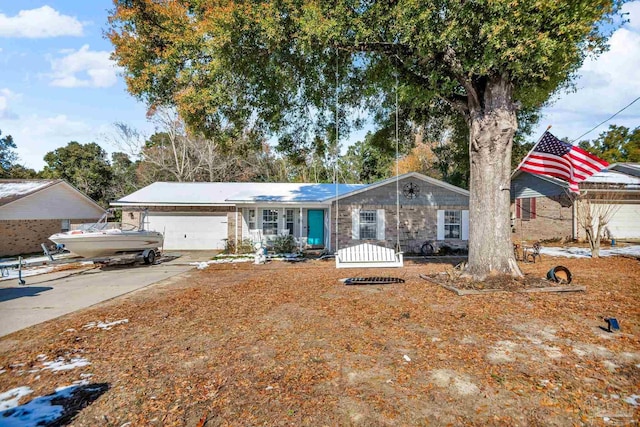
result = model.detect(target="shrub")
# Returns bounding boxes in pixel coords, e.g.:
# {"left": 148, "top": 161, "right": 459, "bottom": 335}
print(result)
{"left": 272, "top": 234, "right": 297, "bottom": 254}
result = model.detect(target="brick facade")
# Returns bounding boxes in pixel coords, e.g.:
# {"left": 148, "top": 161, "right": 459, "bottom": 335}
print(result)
{"left": 333, "top": 176, "right": 469, "bottom": 252}
{"left": 0, "top": 218, "right": 96, "bottom": 257}
{"left": 511, "top": 195, "right": 573, "bottom": 242}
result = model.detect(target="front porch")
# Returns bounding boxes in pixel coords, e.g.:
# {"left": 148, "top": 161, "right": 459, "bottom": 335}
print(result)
{"left": 239, "top": 206, "right": 331, "bottom": 250}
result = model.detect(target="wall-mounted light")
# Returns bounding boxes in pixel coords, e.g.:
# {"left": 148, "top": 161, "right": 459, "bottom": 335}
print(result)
{"left": 129, "top": 212, "right": 135, "bottom": 219}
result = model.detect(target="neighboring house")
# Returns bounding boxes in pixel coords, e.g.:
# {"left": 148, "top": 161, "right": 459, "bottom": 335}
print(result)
{"left": 111, "top": 172, "right": 470, "bottom": 252}
{"left": 0, "top": 180, "right": 106, "bottom": 257}
{"left": 510, "top": 163, "right": 640, "bottom": 242}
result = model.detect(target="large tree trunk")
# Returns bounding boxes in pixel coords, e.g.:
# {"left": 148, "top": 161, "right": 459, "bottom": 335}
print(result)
{"left": 466, "top": 78, "right": 522, "bottom": 280}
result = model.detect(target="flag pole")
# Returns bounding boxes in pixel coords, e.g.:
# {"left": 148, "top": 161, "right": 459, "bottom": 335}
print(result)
{"left": 514, "top": 125, "right": 552, "bottom": 172}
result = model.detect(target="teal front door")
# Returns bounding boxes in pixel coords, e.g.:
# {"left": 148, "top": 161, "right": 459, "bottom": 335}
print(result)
{"left": 307, "top": 210, "right": 324, "bottom": 246}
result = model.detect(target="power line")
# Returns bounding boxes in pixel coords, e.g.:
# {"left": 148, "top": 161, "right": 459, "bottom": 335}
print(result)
{"left": 570, "top": 95, "right": 640, "bottom": 143}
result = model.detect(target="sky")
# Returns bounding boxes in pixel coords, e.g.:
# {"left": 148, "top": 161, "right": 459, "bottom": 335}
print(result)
{"left": 0, "top": 1, "right": 639, "bottom": 171}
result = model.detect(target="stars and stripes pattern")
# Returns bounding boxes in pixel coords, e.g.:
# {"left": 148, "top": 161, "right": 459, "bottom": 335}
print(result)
{"left": 518, "top": 131, "right": 609, "bottom": 193}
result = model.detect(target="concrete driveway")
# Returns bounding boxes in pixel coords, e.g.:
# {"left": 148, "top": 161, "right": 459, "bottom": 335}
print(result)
{"left": 0, "top": 263, "right": 194, "bottom": 337}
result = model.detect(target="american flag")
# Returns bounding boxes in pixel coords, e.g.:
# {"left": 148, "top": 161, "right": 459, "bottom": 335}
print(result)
{"left": 518, "top": 131, "right": 609, "bottom": 193}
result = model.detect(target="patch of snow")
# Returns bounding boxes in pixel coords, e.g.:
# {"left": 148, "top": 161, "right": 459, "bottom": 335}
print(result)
{"left": 403, "top": 355, "right": 411, "bottom": 362}
{"left": 624, "top": 394, "right": 640, "bottom": 406}
{"left": 0, "top": 266, "right": 54, "bottom": 282}
{"left": 0, "top": 383, "right": 92, "bottom": 426}
{"left": 41, "top": 356, "right": 90, "bottom": 372}
{"left": 0, "top": 181, "right": 51, "bottom": 199}
{"left": 83, "top": 319, "right": 128, "bottom": 330}
{"left": 540, "top": 245, "right": 640, "bottom": 259}
{"left": 0, "top": 386, "right": 33, "bottom": 411}
{"left": 193, "top": 262, "right": 209, "bottom": 270}
{"left": 36, "top": 354, "right": 47, "bottom": 361}
{"left": 0, "top": 370, "right": 5, "bottom": 374}
{"left": 190, "top": 258, "right": 254, "bottom": 268}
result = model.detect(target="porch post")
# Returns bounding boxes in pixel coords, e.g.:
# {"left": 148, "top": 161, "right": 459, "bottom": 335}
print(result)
{"left": 299, "top": 207, "right": 303, "bottom": 251}
{"left": 235, "top": 207, "right": 238, "bottom": 254}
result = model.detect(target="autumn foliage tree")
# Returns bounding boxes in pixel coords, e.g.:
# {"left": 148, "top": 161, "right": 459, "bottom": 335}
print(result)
{"left": 108, "top": 0, "right": 623, "bottom": 279}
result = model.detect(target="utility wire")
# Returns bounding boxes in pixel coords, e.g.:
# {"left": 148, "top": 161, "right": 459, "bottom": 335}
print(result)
{"left": 570, "top": 95, "right": 640, "bottom": 144}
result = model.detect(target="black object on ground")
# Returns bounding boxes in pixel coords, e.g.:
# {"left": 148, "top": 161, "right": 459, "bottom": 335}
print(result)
{"left": 546, "top": 266, "right": 572, "bottom": 284}
{"left": 342, "top": 277, "right": 405, "bottom": 285}
{"left": 604, "top": 317, "right": 620, "bottom": 333}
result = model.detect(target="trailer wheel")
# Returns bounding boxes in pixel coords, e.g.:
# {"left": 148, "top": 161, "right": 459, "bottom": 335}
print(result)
{"left": 143, "top": 250, "right": 156, "bottom": 265}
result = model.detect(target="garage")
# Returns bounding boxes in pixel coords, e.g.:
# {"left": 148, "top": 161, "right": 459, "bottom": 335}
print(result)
{"left": 146, "top": 213, "right": 228, "bottom": 250}
{"left": 605, "top": 204, "right": 640, "bottom": 240}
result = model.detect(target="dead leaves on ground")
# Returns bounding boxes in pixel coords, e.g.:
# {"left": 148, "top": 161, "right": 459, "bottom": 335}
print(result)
{"left": 0, "top": 258, "right": 638, "bottom": 426}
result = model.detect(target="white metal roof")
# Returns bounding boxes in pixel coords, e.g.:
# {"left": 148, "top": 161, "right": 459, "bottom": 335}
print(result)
{"left": 586, "top": 169, "right": 640, "bottom": 186}
{"left": 112, "top": 182, "right": 369, "bottom": 206}
{"left": 0, "top": 180, "right": 55, "bottom": 199}
{"left": 0, "top": 180, "right": 58, "bottom": 206}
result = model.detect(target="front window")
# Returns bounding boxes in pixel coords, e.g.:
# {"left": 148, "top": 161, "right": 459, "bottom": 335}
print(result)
{"left": 262, "top": 209, "right": 279, "bottom": 235}
{"left": 286, "top": 209, "right": 294, "bottom": 235}
{"left": 61, "top": 219, "right": 70, "bottom": 232}
{"left": 248, "top": 209, "right": 256, "bottom": 230}
{"left": 444, "top": 210, "right": 461, "bottom": 239}
{"left": 359, "top": 210, "right": 377, "bottom": 240}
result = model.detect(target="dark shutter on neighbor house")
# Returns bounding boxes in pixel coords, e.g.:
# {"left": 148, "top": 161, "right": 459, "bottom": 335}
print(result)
{"left": 530, "top": 198, "right": 537, "bottom": 219}
{"left": 516, "top": 199, "right": 521, "bottom": 219}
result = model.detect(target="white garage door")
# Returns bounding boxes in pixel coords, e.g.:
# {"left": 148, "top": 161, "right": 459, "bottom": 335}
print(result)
{"left": 146, "top": 213, "right": 228, "bottom": 250}
{"left": 605, "top": 204, "right": 640, "bottom": 239}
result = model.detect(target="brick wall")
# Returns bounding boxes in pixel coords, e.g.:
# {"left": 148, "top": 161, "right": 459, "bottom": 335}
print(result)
{"left": 0, "top": 218, "right": 100, "bottom": 257}
{"left": 1, "top": 219, "right": 62, "bottom": 257}
{"left": 332, "top": 176, "right": 469, "bottom": 252}
{"left": 511, "top": 195, "right": 573, "bottom": 242}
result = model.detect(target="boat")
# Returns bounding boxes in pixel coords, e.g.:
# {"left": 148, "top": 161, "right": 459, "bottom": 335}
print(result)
{"left": 48, "top": 210, "right": 163, "bottom": 259}
{"left": 49, "top": 228, "right": 164, "bottom": 259}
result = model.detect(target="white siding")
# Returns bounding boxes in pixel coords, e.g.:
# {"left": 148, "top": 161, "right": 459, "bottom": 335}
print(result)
{"left": 0, "top": 182, "right": 104, "bottom": 220}
{"left": 604, "top": 204, "right": 640, "bottom": 239}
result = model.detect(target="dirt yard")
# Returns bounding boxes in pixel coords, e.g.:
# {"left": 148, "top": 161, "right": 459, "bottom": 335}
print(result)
{"left": 0, "top": 255, "right": 639, "bottom": 426}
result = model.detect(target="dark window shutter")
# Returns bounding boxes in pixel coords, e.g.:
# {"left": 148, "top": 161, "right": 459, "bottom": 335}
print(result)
{"left": 531, "top": 198, "right": 537, "bottom": 219}
{"left": 516, "top": 199, "right": 521, "bottom": 219}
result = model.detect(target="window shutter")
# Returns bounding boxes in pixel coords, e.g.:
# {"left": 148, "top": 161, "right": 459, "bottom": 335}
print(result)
{"left": 516, "top": 199, "right": 521, "bottom": 219}
{"left": 461, "top": 210, "right": 469, "bottom": 241}
{"left": 531, "top": 198, "right": 537, "bottom": 219}
{"left": 352, "top": 208, "right": 360, "bottom": 240}
{"left": 376, "top": 209, "right": 385, "bottom": 241}
{"left": 437, "top": 210, "right": 445, "bottom": 240}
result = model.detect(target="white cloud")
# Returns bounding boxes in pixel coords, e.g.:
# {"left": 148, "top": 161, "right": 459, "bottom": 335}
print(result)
{"left": 9, "top": 114, "right": 94, "bottom": 169}
{"left": 0, "top": 6, "right": 84, "bottom": 38}
{"left": 49, "top": 45, "right": 119, "bottom": 88}
{"left": 0, "top": 88, "right": 20, "bottom": 119}
{"left": 534, "top": 2, "right": 640, "bottom": 141}
{"left": 624, "top": 1, "right": 640, "bottom": 31}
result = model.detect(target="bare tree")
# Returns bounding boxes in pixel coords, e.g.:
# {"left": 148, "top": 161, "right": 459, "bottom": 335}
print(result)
{"left": 574, "top": 187, "right": 622, "bottom": 258}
